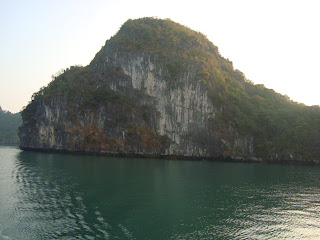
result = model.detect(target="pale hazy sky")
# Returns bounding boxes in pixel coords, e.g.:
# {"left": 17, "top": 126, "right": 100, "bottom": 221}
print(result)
{"left": 1, "top": 0, "right": 319, "bottom": 113}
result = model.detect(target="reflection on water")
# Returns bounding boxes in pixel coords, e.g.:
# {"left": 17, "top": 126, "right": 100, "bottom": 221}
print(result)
{"left": 0, "top": 146, "right": 320, "bottom": 239}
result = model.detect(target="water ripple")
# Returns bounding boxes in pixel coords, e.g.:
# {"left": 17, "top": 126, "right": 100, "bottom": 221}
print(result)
{"left": 1, "top": 147, "right": 320, "bottom": 239}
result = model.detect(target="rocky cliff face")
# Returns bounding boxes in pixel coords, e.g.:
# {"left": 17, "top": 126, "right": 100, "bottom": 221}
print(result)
{"left": 19, "top": 18, "right": 320, "bottom": 163}
{"left": 20, "top": 53, "right": 251, "bottom": 158}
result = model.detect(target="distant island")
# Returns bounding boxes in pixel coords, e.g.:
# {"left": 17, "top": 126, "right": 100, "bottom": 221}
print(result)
{"left": 0, "top": 106, "right": 22, "bottom": 144}
{"left": 19, "top": 17, "right": 320, "bottom": 164}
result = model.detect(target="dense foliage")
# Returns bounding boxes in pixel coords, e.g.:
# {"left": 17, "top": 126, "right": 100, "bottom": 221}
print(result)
{"left": 0, "top": 107, "right": 22, "bottom": 144}
{"left": 22, "top": 65, "right": 134, "bottom": 120}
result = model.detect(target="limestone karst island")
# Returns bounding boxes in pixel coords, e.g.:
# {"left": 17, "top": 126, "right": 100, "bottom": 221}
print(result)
{"left": 19, "top": 18, "right": 320, "bottom": 164}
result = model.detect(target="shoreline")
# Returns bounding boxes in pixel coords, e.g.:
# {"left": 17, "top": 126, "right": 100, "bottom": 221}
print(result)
{"left": 19, "top": 146, "right": 320, "bottom": 166}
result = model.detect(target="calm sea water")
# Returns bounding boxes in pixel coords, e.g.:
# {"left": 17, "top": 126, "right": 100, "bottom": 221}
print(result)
{"left": 0, "top": 145, "right": 320, "bottom": 239}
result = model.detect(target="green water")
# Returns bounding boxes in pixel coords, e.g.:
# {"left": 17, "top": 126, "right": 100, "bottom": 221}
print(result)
{"left": 0, "top": 146, "right": 319, "bottom": 239}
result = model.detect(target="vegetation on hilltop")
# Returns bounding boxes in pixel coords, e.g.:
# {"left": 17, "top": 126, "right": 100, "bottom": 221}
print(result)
{"left": 22, "top": 65, "right": 135, "bottom": 122}
{"left": 0, "top": 107, "right": 22, "bottom": 144}
{"left": 109, "top": 17, "right": 320, "bottom": 159}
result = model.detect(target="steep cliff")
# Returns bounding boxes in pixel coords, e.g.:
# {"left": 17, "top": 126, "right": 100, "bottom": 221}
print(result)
{"left": 19, "top": 18, "right": 320, "bottom": 163}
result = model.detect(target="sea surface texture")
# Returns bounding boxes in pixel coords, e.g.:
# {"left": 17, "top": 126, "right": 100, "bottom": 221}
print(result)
{"left": 0, "top": 145, "right": 320, "bottom": 239}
